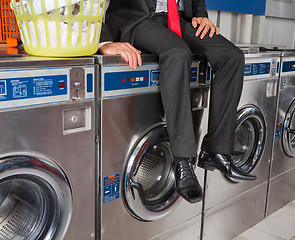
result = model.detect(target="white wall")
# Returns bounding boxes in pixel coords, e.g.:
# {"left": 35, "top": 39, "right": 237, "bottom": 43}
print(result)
{"left": 207, "top": 10, "right": 295, "bottom": 49}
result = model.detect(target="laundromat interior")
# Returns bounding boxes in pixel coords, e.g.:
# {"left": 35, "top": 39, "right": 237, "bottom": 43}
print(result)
{"left": 0, "top": 0, "right": 295, "bottom": 239}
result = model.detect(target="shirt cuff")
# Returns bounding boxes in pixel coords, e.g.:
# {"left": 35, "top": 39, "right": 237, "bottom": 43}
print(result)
{"left": 98, "top": 41, "right": 112, "bottom": 49}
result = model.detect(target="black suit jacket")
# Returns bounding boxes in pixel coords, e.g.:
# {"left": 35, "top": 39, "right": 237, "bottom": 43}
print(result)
{"left": 105, "top": 0, "right": 208, "bottom": 43}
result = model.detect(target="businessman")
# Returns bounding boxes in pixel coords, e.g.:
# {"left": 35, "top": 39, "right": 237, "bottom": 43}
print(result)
{"left": 101, "top": 0, "right": 256, "bottom": 204}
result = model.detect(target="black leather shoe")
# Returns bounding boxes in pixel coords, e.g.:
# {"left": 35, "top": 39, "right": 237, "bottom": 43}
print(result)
{"left": 197, "top": 151, "right": 256, "bottom": 181}
{"left": 172, "top": 158, "right": 203, "bottom": 203}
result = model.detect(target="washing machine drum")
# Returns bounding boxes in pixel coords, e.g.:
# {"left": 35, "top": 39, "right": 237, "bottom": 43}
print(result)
{"left": 229, "top": 106, "right": 266, "bottom": 182}
{"left": 123, "top": 124, "right": 181, "bottom": 221}
{"left": 0, "top": 155, "right": 72, "bottom": 240}
{"left": 282, "top": 99, "right": 295, "bottom": 157}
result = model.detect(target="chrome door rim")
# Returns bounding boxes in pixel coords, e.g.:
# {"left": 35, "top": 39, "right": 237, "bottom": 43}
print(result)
{"left": 228, "top": 106, "right": 266, "bottom": 183}
{"left": 0, "top": 151, "right": 72, "bottom": 240}
{"left": 282, "top": 98, "right": 295, "bottom": 157}
{"left": 123, "top": 123, "right": 181, "bottom": 221}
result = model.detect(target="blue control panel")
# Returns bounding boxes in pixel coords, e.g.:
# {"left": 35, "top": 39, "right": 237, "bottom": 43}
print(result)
{"left": 104, "top": 70, "right": 149, "bottom": 91}
{"left": 0, "top": 75, "right": 67, "bottom": 102}
{"left": 282, "top": 61, "right": 295, "bottom": 73}
{"left": 105, "top": 67, "right": 199, "bottom": 90}
{"left": 244, "top": 62, "right": 271, "bottom": 76}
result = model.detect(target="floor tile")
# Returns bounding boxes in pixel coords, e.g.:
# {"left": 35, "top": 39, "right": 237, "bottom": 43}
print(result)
{"left": 279, "top": 201, "right": 295, "bottom": 217}
{"left": 253, "top": 211, "right": 295, "bottom": 240}
{"left": 232, "top": 227, "right": 285, "bottom": 240}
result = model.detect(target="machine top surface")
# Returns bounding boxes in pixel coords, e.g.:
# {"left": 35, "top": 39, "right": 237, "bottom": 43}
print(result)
{"left": 244, "top": 52, "right": 281, "bottom": 59}
{"left": 0, "top": 55, "right": 94, "bottom": 69}
{"left": 92, "top": 53, "right": 207, "bottom": 66}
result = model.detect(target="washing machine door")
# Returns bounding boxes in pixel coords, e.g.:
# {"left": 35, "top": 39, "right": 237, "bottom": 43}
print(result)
{"left": 282, "top": 99, "right": 295, "bottom": 157}
{"left": 123, "top": 124, "right": 181, "bottom": 221}
{"left": 229, "top": 106, "right": 266, "bottom": 182}
{"left": 0, "top": 153, "right": 72, "bottom": 240}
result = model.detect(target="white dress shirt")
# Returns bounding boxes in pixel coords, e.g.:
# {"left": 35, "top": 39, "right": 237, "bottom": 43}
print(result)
{"left": 156, "top": 0, "right": 184, "bottom": 12}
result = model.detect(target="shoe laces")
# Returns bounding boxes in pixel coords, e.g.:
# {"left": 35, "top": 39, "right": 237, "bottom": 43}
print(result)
{"left": 178, "top": 160, "right": 197, "bottom": 179}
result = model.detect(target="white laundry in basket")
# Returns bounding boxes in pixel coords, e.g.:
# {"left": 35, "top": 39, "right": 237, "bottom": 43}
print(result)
{"left": 11, "top": 0, "right": 102, "bottom": 47}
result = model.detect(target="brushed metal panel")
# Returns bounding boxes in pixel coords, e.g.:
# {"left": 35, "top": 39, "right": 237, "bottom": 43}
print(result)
{"left": 151, "top": 214, "right": 202, "bottom": 240}
{"left": 265, "top": 0, "right": 295, "bottom": 19}
{"left": 204, "top": 78, "right": 277, "bottom": 210}
{"left": 100, "top": 91, "right": 206, "bottom": 240}
{"left": 266, "top": 167, "right": 295, "bottom": 216}
{"left": 270, "top": 75, "right": 295, "bottom": 178}
{"left": 0, "top": 101, "right": 96, "bottom": 240}
{"left": 203, "top": 183, "right": 268, "bottom": 240}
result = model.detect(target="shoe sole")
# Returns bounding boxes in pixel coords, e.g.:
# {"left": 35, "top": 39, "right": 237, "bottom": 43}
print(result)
{"left": 197, "top": 161, "right": 215, "bottom": 171}
{"left": 198, "top": 162, "right": 256, "bottom": 180}
{"left": 177, "top": 191, "right": 203, "bottom": 204}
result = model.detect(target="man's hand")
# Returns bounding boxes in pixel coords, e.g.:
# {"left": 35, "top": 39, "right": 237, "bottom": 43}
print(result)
{"left": 192, "top": 17, "right": 219, "bottom": 39}
{"left": 99, "top": 42, "right": 142, "bottom": 69}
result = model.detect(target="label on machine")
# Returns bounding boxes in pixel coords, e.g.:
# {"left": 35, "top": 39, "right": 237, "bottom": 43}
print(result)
{"left": 103, "top": 173, "right": 120, "bottom": 204}
{"left": 244, "top": 62, "right": 271, "bottom": 76}
{"left": 0, "top": 75, "right": 67, "bottom": 101}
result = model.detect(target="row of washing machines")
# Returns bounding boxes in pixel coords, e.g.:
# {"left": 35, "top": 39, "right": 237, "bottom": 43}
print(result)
{"left": 0, "top": 49, "right": 294, "bottom": 240}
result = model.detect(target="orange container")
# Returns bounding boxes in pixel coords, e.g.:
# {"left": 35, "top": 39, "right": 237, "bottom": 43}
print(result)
{"left": 0, "top": 0, "right": 20, "bottom": 43}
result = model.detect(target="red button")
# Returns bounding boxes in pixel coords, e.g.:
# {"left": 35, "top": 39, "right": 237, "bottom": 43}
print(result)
{"left": 122, "top": 78, "right": 126, "bottom": 83}
{"left": 144, "top": 77, "right": 148, "bottom": 81}
{"left": 59, "top": 82, "right": 65, "bottom": 88}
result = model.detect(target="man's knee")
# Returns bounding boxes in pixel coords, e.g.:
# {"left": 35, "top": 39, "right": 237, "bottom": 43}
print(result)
{"left": 162, "top": 46, "right": 192, "bottom": 63}
{"left": 230, "top": 46, "right": 245, "bottom": 64}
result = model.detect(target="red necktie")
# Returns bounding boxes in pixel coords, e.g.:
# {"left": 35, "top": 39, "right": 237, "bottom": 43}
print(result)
{"left": 167, "top": 0, "right": 182, "bottom": 37}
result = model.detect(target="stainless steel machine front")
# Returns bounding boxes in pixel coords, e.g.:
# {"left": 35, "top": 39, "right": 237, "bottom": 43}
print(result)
{"left": 267, "top": 51, "right": 295, "bottom": 215}
{"left": 0, "top": 56, "right": 96, "bottom": 240}
{"left": 94, "top": 55, "right": 210, "bottom": 240}
{"left": 202, "top": 52, "right": 281, "bottom": 240}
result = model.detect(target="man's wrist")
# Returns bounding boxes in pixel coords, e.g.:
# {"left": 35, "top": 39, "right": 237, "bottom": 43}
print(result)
{"left": 98, "top": 41, "right": 112, "bottom": 49}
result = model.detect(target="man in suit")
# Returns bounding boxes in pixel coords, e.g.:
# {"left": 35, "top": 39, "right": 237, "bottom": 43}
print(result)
{"left": 101, "top": 0, "right": 256, "bottom": 204}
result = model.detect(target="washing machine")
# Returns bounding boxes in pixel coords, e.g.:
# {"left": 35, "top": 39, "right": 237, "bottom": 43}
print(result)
{"left": 93, "top": 54, "right": 210, "bottom": 240}
{"left": 0, "top": 56, "right": 96, "bottom": 240}
{"left": 267, "top": 51, "right": 295, "bottom": 215}
{"left": 202, "top": 52, "right": 281, "bottom": 240}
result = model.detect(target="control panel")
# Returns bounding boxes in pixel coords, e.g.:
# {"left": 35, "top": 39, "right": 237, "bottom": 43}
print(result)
{"left": 104, "top": 70, "right": 149, "bottom": 91}
{"left": 282, "top": 61, "right": 295, "bottom": 73}
{"left": 244, "top": 62, "right": 271, "bottom": 76}
{"left": 0, "top": 66, "right": 94, "bottom": 110}
{"left": 0, "top": 75, "right": 67, "bottom": 101}
{"left": 101, "top": 61, "right": 208, "bottom": 98}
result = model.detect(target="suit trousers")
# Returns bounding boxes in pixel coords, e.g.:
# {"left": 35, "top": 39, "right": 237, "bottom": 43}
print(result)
{"left": 132, "top": 13, "right": 245, "bottom": 158}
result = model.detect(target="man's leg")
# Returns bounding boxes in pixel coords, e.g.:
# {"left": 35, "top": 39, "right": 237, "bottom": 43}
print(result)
{"left": 132, "top": 14, "right": 203, "bottom": 203}
{"left": 133, "top": 14, "right": 196, "bottom": 159}
{"left": 179, "top": 17, "right": 255, "bottom": 180}
{"left": 180, "top": 17, "right": 244, "bottom": 155}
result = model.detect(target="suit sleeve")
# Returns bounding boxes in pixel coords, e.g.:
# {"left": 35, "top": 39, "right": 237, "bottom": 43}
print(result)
{"left": 192, "top": 0, "right": 208, "bottom": 18}
{"left": 100, "top": 23, "right": 114, "bottom": 43}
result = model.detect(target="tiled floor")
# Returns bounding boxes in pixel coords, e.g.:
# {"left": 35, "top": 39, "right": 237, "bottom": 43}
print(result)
{"left": 233, "top": 200, "right": 295, "bottom": 240}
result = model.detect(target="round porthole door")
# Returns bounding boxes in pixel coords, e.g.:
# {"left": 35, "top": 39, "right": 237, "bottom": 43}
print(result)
{"left": 282, "top": 99, "right": 295, "bottom": 157}
{"left": 0, "top": 152, "right": 72, "bottom": 240}
{"left": 123, "top": 124, "right": 181, "bottom": 221}
{"left": 229, "top": 106, "right": 266, "bottom": 182}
